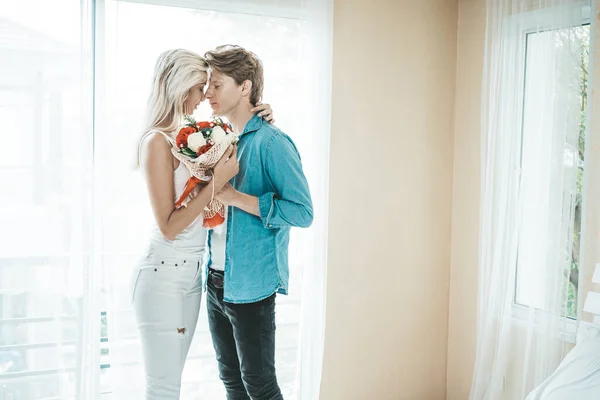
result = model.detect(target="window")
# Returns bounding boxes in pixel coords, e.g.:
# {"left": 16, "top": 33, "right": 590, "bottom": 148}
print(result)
{"left": 514, "top": 21, "right": 589, "bottom": 320}
{"left": 0, "top": 1, "right": 327, "bottom": 399}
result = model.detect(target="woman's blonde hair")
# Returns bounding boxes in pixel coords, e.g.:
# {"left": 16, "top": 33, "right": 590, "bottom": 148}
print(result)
{"left": 136, "top": 49, "right": 208, "bottom": 167}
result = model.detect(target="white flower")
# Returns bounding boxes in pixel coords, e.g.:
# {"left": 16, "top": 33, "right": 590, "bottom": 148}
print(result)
{"left": 211, "top": 126, "right": 228, "bottom": 143}
{"left": 187, "top": 132, "right": 207, "bottom": 152}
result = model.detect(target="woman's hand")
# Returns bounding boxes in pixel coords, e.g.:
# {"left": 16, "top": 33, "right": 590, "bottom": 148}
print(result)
{"left": 213, "top": 145, "right": 239, "bottom": 189}
{"left": 251, "top": 101, "right": 275, "bottom": 124}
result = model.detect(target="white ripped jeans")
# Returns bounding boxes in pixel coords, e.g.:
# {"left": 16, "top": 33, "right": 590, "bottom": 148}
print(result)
{"left": 131, "top": 251, "right": 203, "bottom": 400}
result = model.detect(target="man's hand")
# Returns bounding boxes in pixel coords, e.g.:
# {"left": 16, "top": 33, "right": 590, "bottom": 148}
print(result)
{"left": 216, "top": 183, "right": 260, "bottom": 217}
{"left": 215, "top": 183, "right": 239, "bottom": 206}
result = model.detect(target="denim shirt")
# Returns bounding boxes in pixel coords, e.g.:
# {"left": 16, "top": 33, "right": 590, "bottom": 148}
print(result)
{"left": 205, "top": 115, "right": 313, "bottom": 303}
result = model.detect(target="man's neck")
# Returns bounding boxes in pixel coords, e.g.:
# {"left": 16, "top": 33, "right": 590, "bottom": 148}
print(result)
{"left": 224, "top": 103, "right": 254, "bottom": 134}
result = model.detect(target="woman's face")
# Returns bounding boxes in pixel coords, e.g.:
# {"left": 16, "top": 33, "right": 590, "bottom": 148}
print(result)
{"left": 183, "top": 80, "right": 207, "bottom": 115}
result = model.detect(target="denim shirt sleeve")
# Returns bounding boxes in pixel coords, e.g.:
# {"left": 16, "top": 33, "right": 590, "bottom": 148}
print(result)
{"left": 258, "top": 132, "right": 314, "bottom": 229}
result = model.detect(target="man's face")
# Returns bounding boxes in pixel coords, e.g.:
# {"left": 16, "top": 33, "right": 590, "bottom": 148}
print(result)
{"left": 205, "top": 69, "right": 243, "bottom": 117}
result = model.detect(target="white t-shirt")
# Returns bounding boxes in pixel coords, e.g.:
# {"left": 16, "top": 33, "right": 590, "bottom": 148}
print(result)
{"left": 209, "top": 212, "right": 227, "bottom": 271}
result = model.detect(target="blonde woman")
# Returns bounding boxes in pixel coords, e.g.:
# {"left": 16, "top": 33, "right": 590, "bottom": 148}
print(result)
{"left": 131, "top": 49, "right": 274, "bottom": 399}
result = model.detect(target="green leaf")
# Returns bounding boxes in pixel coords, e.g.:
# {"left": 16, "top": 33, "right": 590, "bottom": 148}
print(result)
{"left": 184, "top": 115, "right": 197, "bottom": 127}
{"left": 179, "top": 147, "right": 198, "bottom": 158}
{"left": 201, "top": 128, "right": 212, "bottom": 138}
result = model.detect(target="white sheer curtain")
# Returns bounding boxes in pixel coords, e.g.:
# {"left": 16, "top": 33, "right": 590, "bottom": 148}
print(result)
{"left": 96, "top": 1, "right": 332, "bottom": 399}
{"left": 0, "top": 0, "right": 330, "bottom": 399}
{"left": 578, "top": 0, "right": 600, "bottom": 330}
{"left": 472, "top": 0, "right": 590, "bottom": 399}
{"left": 295, "top": 1, "right": 332, "bottom": 399}
{"left": 0, "top": 0, "right": 100, "bottom": 399}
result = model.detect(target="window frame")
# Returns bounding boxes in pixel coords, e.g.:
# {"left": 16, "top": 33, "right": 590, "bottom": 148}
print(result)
{"left": 510, "top": 2, "right": 591, "bottom": 342}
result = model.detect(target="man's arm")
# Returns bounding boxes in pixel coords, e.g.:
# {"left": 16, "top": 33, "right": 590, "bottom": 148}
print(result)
{"left": 258, "top": 132, "right": 313, "bottom": 228}
{"left": 216, "top": 132, "right": 313, "bottom": 228}
{"left": 216, "top": 184, "right": 260, "bottom": 216}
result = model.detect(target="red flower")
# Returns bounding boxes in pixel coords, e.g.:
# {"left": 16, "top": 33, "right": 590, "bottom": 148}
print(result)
{"left": 176, "top": 126, "right": 196, "bottom": 148}
{"left": 196, "top": 121, "right": 212, "bottom": 129}
{"left": 196, "top": 143, "right": 214, "bottom": 156}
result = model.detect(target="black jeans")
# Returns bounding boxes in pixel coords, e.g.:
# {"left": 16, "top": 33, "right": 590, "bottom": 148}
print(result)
{"left": 206, "top": 269, "right": 283, "bottom": 400}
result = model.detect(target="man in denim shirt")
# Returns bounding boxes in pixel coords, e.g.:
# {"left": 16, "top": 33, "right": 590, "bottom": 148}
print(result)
{"left": 204, "top": 45, "right": 313, "bottom": 400}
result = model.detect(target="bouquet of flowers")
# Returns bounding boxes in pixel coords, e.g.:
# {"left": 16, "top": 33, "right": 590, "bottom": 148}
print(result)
{"left": 171, "top": 116, "right": 238, "bottom": 228}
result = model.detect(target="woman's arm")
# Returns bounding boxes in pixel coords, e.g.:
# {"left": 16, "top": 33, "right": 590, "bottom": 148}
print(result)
{"left": 141, "top": 133, "right": 238, "bottom": 240}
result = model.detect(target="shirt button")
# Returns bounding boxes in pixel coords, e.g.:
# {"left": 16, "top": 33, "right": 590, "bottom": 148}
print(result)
{"left": 268, "top": 224, "right": 272, "bottom": 228}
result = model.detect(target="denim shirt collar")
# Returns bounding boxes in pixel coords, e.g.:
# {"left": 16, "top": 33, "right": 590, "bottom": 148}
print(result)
{"left": 239, "top": 114, "right": 263, "bottom": 137}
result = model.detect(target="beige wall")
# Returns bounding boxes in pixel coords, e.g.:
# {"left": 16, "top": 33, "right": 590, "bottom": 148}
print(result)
{"left": 323, "top": 1, "right": 597, "bottom": 399}
{"left": 321, "top": 1, "right": 458, "bottom": 399}
{"left": 446, "top": 0, "right": 485, "bottom": 399}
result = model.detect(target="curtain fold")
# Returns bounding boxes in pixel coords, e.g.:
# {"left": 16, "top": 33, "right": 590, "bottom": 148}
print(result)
{"left": 295, "top": 1, "right": 332, "bottom": 399}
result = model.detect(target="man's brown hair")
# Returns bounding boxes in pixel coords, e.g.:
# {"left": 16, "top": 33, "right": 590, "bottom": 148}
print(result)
{"left": 205, "top": 45, "right": 264, "bottom": 106}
